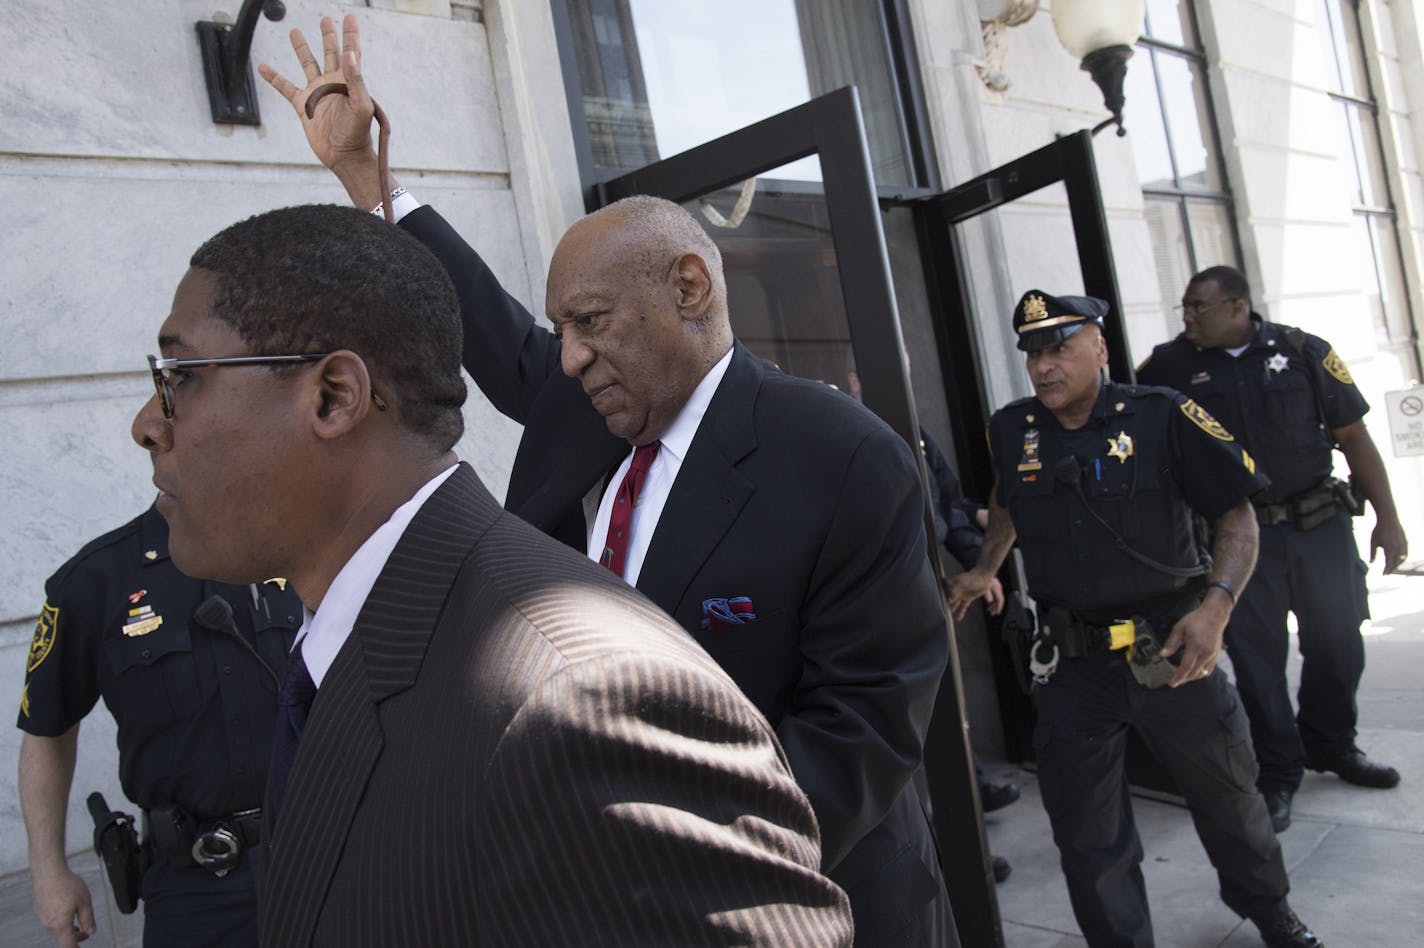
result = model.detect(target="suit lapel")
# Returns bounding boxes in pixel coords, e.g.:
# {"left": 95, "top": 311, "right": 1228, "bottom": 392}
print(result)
{"left": 261, "top": 465, "right": 502, "bottom": 942}
{"left": 513, "top": 420, "right": 627, "bottom": 538}
{"left": 637, "top": 344, "right": 761, "bottom": 614}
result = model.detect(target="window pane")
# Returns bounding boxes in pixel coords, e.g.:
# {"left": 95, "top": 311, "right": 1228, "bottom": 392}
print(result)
{"left": 1184, "top": 200, "right": 1238, "bottom": 271}
{"left": 1143, "top": 0, "right": 1195, "bottom": 48}
{"left": 1331, "top": 100, "right": 1367, "bottom": 205}
{"left": 1346, "top": 104, "right": 1389, "bottom": 208}
{"left": 1155, "top": 55, "right": 1221, "bottom": 191}
{"left": 1144, "top": 198, "right": 1193, "bottom": 319}
{"left": 1350, "top": 215, "right": 1391, "bottom": 344}
{"left": 1316, "top": 0, "right": 1372, "bottom": 100}
{"left": 565, "top": 0, "right": 915, "bottom": 184}
{"left": 1316, "top": 0, "right": 1347, "bottom": 95}
{"left": 682, "top": 159, "right": 856, "bottom": 383}
{"left": 1124, "top": 49, "right": 1176, "bottom": 188}
{"left": 1357, "top": 214, "right": 1414, "bottom": 342}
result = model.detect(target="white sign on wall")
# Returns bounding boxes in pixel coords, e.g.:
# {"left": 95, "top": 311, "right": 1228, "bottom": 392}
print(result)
{"left": 1384, "top": 385, "right": 1424, "bottom": 458}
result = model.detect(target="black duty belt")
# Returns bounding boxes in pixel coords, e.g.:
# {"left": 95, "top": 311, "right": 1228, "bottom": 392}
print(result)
{"left": 1253, "top": 478, "right": 1344, "bottom": 530}
{"left": 1037, "top": 606, "right": 1136, "bottom": 658}
{"left": 145, "top": 805, "right": 262, "bottom": 876}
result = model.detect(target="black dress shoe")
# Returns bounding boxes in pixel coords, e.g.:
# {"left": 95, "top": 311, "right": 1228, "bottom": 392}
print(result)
{"left": 1253, "top": 908, "right": 1323, "bottom": 947}
{"left": 1263, "top": 788, "right": 1293, "bottom": 833}
{"left": 991, "top": 855, "right": 1011, "bottom": 884}
{"left": 1306, "top": 749, "right": 1401, "bottom": 788}
{"left": 979, "top": 780, "right": 1021, "bottom": 813}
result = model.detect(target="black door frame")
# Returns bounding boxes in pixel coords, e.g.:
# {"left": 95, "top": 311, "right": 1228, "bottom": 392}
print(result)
{"left": 911, "top": 131, "right": 1183, "bottom": 799}
{"left": 598, "top": 86, "right": 1004, "bottom": 948}
{"left": 911, "top": 129, "right": 1131, "bottom": 507}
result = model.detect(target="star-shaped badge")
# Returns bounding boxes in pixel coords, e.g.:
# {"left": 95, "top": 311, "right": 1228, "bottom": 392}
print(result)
{"left": 1107, "top": 431, "right": 1134, "bottom": 463}
{"left": 1266, "top": 352, "right": 1290, "bottom": 374}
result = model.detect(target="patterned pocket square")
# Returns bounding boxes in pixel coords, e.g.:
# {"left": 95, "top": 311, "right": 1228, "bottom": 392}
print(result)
{"left": 700, "top": 596, "right": 757, "bottom": 631}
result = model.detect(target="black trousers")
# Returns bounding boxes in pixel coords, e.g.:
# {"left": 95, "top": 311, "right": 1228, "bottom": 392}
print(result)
{"left": 1034, "top": 650, "right": 1289, "bottom": 948}
{"left": 1227, "top": 509, "right": 1370, "bottom": 792}
{"left": 141, "top": 851, "right": 259, "bottom": 948}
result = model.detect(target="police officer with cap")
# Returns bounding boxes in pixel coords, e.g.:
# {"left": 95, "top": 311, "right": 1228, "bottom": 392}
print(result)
{"left": 948, "top": 291, "right": 1322, "bottom": 946}
{"left": 18, "top": 504, "right": 301, "bottom": 947}
{"left": 1138, "top": 266, "right": 1406, "bottom": 833}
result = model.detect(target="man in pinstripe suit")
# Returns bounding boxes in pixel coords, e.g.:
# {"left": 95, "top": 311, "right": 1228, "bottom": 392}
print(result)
{"left": 130, "top": 204, "right": 852, "bottom": 946}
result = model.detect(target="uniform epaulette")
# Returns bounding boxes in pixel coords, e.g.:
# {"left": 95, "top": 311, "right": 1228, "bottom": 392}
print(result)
{"left": 44, "top": 512, "right": 146, "bottom": 589}
{"left": 1002, "top": 395, "right": 1038, "bottom": 414}
{"left": 1117, "top": 382, "right": 1181, "bottom": 402}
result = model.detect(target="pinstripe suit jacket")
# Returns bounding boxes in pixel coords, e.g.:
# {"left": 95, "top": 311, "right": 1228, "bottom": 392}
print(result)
{"left": 259, "top": 464, "right": 852, "bottom": 946}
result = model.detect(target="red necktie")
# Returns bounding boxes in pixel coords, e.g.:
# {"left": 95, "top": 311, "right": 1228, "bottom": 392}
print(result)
{"left": 601, "top": 442, "right": 659, "bottom": 578}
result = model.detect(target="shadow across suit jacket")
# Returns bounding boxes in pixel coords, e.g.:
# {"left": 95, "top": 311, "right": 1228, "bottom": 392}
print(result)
{"left": 259, "top": 464, "right": 852, "bottom": 946}
{"left": 403, "top": 207, "right": 954, "bottom": 945}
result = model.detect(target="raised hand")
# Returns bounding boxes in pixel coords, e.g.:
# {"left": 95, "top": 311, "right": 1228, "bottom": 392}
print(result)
{"left": 259, "top": 14, "right": 387, "bottom": 209}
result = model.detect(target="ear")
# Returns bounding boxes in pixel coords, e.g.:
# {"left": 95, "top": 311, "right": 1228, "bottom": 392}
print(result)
{"left": 308, "top": 350, "right": 380, "bottom": 441}
{"left": 670, "top": 252, "right": 714, "bottom": 322}
{"left": 1093, "top": 328, "right": 1110, "bottom": 367}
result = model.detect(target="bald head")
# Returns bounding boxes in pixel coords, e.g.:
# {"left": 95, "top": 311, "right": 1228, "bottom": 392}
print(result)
{"left": 599, "top": 195, "right": 724, "bottom": 281}
{"left": 545, "top": 196, "right": 735, "bottom": 445}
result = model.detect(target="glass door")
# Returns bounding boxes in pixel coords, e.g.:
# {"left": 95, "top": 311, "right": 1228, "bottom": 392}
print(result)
{"left": 596, "top": 87, "right": 1004, "bottom": 947}
{"left": 914, "top": 130, "right": 1180, "bottom": 800}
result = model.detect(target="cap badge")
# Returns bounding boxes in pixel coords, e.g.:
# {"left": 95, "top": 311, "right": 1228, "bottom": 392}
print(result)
{"left": 1107, "top": 431, "right": 1135, "bottom": 463}
{"left": 1024, "top": 294, "right": 1049, "bottom": 323}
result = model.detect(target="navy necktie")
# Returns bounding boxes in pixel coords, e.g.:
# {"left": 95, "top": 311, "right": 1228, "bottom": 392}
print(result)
{"left": 268, "top": 639, "right": 316, "bottom": 828}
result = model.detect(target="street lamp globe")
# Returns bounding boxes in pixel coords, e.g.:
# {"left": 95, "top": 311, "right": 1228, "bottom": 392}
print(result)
{"left": 1050, "top": 0, "right": 1145, "bottom": 135}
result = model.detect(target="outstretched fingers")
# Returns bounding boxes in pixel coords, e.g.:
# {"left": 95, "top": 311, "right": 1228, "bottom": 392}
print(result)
{"left": 292, "top": 26, "right": 324, "bottom": 81}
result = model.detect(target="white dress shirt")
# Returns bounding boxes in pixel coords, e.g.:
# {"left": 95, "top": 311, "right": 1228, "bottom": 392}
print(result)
{"left": 294, "top": 464, "right": 458, "bottom": 687}
{"left": 587, "top": 347, "right": 734, "bottom": 586}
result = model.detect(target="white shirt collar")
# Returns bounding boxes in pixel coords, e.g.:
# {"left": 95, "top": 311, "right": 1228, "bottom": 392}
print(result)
{"left": 657, "top": 345, "right": 734, "bottom": 467}
{"left": 296, "top": 464, "right": 459, "bottom": 687}
{"left": 587, "top": 346, "right": 734, "bottom": 585}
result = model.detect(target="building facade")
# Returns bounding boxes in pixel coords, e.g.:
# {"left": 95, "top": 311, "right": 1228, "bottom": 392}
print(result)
{"left": 2, "top": 0, "right": 1421, "bottom": 931}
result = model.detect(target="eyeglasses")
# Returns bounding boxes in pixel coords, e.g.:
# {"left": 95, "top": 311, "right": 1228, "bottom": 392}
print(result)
{"left": 147, "top": 353, "right": 388, "bottom": 419}
{"left": 1172, "top": 297, "right": 1239, "bottom": 316}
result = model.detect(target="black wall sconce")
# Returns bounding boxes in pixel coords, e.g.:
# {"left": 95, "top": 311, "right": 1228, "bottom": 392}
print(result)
{"left": 197, "top": 0, "right": 287, "bottom": 125}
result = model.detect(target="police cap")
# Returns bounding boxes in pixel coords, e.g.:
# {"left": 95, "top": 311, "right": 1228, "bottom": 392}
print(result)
{"left": 1013, "top": 289, "right": 1109, "bottom": 352}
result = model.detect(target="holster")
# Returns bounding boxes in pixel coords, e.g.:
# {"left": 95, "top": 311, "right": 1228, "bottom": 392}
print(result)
{"left": 1334, "top": 477, "right": 1367, "bottom": 517}
{"left": 1000, "top": 591, "right": 1037, "bottom": 695}
{"left": 1255, "top": 479, "right": 1344, "bottom": 531}
{"left": 1124, "top": 616, "right": 1182, "bottom": 689}
{"left": 87, "top": 793, "right": 147, "bottom": 914}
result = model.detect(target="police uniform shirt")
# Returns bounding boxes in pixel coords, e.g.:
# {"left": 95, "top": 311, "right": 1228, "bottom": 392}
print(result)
{"left": 17, "top": 505, "right": 301, "bottom": 819}
{"left": 989, "top": 380, "right": 1267, "bottom": 615}
{"left": 1137, "top": 315, "right": 1368, "bottom": 503}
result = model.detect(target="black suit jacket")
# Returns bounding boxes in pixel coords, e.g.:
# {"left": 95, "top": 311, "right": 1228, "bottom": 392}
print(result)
{"left": 404, "top": 207, "right": 954, "bottom": 945}
{"left": 260, "top": 464, "right": 852, "bottom": 946}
